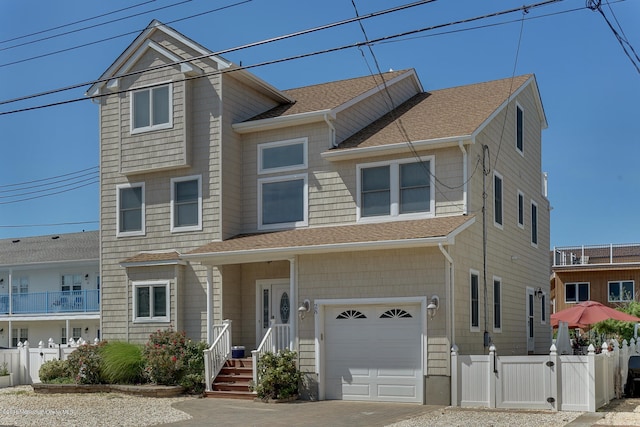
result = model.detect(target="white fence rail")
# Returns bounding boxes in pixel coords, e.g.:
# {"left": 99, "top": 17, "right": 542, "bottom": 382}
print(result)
{"left": 452, "top": 339, "right": 638, "bottom": 412}
{"left": 203, "top": 320, "right": 232, "bottom": 393}
{"left": 251, "top": 321, "right": 290, "bottom": 384}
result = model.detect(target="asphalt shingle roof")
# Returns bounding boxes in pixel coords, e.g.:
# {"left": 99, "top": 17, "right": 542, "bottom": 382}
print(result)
{"left": 0, "top": 231, "right": 99, "bottom": 267}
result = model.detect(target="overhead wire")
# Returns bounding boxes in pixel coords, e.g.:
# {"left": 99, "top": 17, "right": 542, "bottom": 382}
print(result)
{"left": 0, "top": 0, "right": 572, "bottom": 117}
{"left": 0, "top": 221, "right": 98, "bottom": 229}
{"left": 0, "top": 0, "right": 159, "bottom": 47}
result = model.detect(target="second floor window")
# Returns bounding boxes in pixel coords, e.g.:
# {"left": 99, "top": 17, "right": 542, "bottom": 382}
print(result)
{"left": 494, "top": 172, "right": 503, "bottom": 227}
{"left": 131, "top": 84, "right": 172, "bottom": 133}
{"left": 11, "top": 277, "right": 28, "bottom": 294}
{"left": 531, "top": 201, "right": 538, "bottom": 246}
{"left": 171, "top": 176, "right": 202, "bottom": 232}
{"left": 61, "top": 274, "right": 82, "bottom": 292}
{"left": 471, "top": 272, "right": 479, "bottom": 329}
{"left": 565, "top": 282, "right": 589, "bottom": 303}
{"left": 117, "top": 183, "right": 145, "bottom": 237}
{"left": 358, "top": 158, "right": 433, "bottom": 220}
{"left": 609, "top": 280, "right": 634, "bottom": 302}
{"left": 258, "top": 175, "right": 308, "bottom": 229}
{"left": 258, "top": 138, "right": 307, "bottom": 174}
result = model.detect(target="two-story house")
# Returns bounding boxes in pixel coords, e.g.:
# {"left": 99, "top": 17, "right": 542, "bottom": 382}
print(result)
{"left": 87, "top": 20, "right": 550, "bottom": 404}
{"left": 0, "top": 231, "right": 100, "bottom": 347}
{"left": 552, "top": 244, "right": 640, "bottom": 314}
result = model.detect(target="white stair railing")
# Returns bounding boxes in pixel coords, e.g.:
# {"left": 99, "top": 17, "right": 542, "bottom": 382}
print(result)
{"left": 203, "top": 319, "right": 232, "bottom": 392}
{"left": 251, "top": 320, "right": 290, "bottom": 385}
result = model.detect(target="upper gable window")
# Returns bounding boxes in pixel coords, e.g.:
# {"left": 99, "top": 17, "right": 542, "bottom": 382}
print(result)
{"left": 493, "top": 171, "right": 503, "bottom": 228}
{"left": 171, "top": 175, "right": 202, "bottom": 233}
{"left": 357, "top": 157, "right": 434, "bottom": 221}
{"left": 131, "top": 83, "right": 172, "bottom": 134}
{"left": 516, "top": 104, "right": 524, "bottom": 154}
{"left": 258, "top": 138, "right": 307, "bottom": 174}
{"left": 117, "top": 182, "right": 145, "bottom": 237}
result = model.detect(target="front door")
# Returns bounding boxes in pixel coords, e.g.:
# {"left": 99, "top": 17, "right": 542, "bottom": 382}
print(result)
{"left": 526, "top": 288, "right": 535, "bottom": 352}
{"left": 257, "top": 281, "right": 290, "bottom": 345}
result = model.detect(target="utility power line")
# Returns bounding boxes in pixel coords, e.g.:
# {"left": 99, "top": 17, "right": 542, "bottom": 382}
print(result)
{"left": 0, "top": 0, "right": 571, "bottom": 117}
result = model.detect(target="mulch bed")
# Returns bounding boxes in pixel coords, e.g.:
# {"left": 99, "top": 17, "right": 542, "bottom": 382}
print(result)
{"left": 32, "top": 383, "right": 184, "bottom": 397}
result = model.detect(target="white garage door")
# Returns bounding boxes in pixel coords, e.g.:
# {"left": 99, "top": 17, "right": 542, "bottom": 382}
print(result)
{"left": 324, "top": 303, "right": 423, "bottom": 403}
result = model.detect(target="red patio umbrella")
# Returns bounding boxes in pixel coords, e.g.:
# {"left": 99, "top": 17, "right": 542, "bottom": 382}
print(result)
{"left": 551, "top": 300, "right": 640, "bottom": 329}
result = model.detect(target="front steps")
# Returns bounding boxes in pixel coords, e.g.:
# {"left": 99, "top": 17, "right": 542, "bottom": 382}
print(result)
{"left": 204, "top": 357, "right": 255, "bottom": 400}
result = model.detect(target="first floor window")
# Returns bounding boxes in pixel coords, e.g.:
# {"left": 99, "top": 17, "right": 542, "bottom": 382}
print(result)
{"left": 259, "top": 175, "right": 307, "bottom": 229}
{"left": 493, "top": 278, "right": 501, "bottom": 330}
{"left": 171, "top": 176, "right": 202, "bottom": 232}
{"left": 471, "top": 272, "right": 479, "bottom": 329}
{"left": 61, "top": 327, "right": 82, "bottom": 344}
{"left": 133, "top": 281, "right": 169, "bottom": 322}
{"left": 11, "top": 328, "right": 28, "bottom": 347}
{"left": 609, "top": 281, "right": 634, "bottom": 302}
{"left": 117, "top": 183, "right": 145, "bottom": 236}
{"left": 565, "top": 282, "right": 589, "bottom": 303}
{"left": 541, "top": 294, "right": 547, "bottom": 323}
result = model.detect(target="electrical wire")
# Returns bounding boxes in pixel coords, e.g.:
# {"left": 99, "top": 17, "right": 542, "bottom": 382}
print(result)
{"left": 0, "top": 221, "right": 98, "bottom": 229}
{"left": 0, "top": 0, "right": 571, "bottom": 117}
{"left": 0, "top": 0, "right": 436, "bottom": 106}
{"left": 0, "top": 0, "right": 158, "bottom": 47}
{"left": 0, "top": 179, "right": 98, "bottom": 205}
{"left": 0, "top": 166, "right": 98, "bottom": 191}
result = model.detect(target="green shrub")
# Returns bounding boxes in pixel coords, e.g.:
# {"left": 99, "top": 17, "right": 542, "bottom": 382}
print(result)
{"left": 251, "top": 349, "right": 302, "bottom": 400}
{"left": 66, "top": 341, "right": 106, "bottom": 384}
{"left": 100, "top": 341, "right": 145, "bottom": 384}
{"left": 142, "top": 329, "right": 187, "bottom": 385}
{"left": 179, "top": 340, "right": 208, "bottom": 394}
{"left": 39, "top": 359, "right": 72, "bottom": 383}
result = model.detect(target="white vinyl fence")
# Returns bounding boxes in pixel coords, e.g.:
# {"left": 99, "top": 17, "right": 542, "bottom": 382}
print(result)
{"left": 452, "top": 339, "right": 639, "bottom": 412}
{"left": 0, "top": 338, "right": 93, "bottom": 385}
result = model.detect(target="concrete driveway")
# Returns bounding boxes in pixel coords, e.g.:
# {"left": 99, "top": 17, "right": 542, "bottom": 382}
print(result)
{"left": 159, "top": 398, "right": 444, "bottom": 427}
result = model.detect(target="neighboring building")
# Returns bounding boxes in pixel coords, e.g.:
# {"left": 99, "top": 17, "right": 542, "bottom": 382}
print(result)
{"left": 0, "top": 231, "right": 100, "bottom": 347}
{"left": 87, "top": 20, "right": 551, "bottom": 404}
{"left": 551, "top": 244, "right": 640, "bottom": 314}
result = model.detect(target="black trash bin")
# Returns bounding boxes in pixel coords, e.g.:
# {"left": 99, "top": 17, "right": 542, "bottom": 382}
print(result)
{"left": 625, "top": 355, "right": 640, "bottom": 397}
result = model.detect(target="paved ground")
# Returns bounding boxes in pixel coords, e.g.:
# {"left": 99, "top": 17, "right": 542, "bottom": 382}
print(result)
{"left": 159, "top": 397, "right": 640, "bottom": 427}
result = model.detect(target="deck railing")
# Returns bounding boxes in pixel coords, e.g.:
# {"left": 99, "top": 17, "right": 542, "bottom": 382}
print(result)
{"left": 0, "top": 290, "right": 99, "bottom": 315}
{"left": 553, "top": 243, "right": 640, "bottom": 267}
{"left": 251, "top": 321, "right": 290, "bottom": 385}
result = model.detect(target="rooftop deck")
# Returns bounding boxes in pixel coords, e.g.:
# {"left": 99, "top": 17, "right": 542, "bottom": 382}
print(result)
{"left": 553, "top": 244, "right": 640, "bottom": 267}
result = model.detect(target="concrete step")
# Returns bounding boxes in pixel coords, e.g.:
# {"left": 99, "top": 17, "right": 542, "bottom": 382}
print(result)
{"left": 204, "top": 389, "right": 255, "bottom": 400}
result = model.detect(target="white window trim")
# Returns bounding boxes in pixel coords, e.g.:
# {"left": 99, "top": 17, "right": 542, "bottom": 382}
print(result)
{"left": 493, "top": 276, "right": 502, "bottom": 333}
{"left": 116, "top": 182, "right": 145, "bottom": 237}
{"left": 608, "top": 280, "right": 635, "bottom": 303}
{"left": 356, "top": 156, "right": 435, "bottom": 223}
{"left": 565, "top": 282, "right": 590, "bottom": 304}
{"left": 530, "top": 199, "right": 538, "bottom": 247}
{"left": 515, "top": 102, "right": 524, "bottom": 156}
{"left": 493, "top": 171, "right": 504, "bottom": 229}
{"left": 258, "top": 137, "right": 308, "bottom": 175}
{"left": 470, "top": 269, "right": 480, "bottom": 332}
{"left": 132, "top": 280, "right": 170, "bottom": 323}
{"left": 517, "top": 189, "right": 525, "bottom": 229}
{"left": 130, "top": 81, "right": 173, "bottom": 134}
{"left": 257, "top": 173, "right": 308, "bottom": 231}
{"left": 170, "top": 175, "right": 202, "bottom": 233}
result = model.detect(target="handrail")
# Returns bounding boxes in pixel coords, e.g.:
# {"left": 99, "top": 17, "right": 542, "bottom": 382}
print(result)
{"left": 251, "top": 321, "right": 290, "bottom": 385}
{"left": 203, "top": 319, "right": 232, "bottom": 392}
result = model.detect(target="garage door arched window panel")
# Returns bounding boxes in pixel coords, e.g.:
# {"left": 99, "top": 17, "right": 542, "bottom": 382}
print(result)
{"left": 380, "top": 308, "right": 412, "bottom": 318}
{"left": 336, "top": 310, "right": 366, "bottom": 319}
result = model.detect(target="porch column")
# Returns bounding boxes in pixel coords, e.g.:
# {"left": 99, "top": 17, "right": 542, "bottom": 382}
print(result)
{"left": 8, "top": 269, "right": 12, "bottom": 315}
{"left": 206, "top": 265, "right": 213, "bottom": 345}
{"left": 66, "top": 319, "right": 70, "bottom": 343}
{"left": 289, "top": 257, "right": 297, "bottom": 351}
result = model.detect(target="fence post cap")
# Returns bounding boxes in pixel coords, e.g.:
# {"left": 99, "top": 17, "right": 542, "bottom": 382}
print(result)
{"left": 489, "top": 344, "right": 496, "bottom": 353}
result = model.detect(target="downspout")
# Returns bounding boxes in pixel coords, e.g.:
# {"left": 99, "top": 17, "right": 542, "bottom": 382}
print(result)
{"left": 458, "top": 141, "right": 468, "bottom": 215}
{"left": 324, "top": 113, "right": 337, "bottom": 148}
{"left": 438, "top": 243, "right": 455, "bottom": 350}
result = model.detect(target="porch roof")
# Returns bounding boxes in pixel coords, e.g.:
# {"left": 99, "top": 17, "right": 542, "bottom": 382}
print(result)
{"left": 120, "top": 250, "right": 185, "bottom": 267}
{"left": 184, "top": 215, "right": 475, "bottom": 265}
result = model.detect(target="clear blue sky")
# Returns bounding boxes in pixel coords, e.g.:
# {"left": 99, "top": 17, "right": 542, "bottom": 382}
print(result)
{"left": 0, "top": 0, "right": 638, "bottom": 247}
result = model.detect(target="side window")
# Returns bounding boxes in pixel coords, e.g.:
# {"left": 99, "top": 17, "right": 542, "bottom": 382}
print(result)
{"left": 171, "top": 175, "right": 202, "bottom": 232}
{"left": 531, "top": 200, "right": 538, "bottom": 246}
{"left": 471, "top": 271, "right": 479, "bottom": 330}
{"left": 517, "top": 190, "right": 524, "bottom": 228}
{"left": 117, "top": 183, "right": 145, "bottom": 237}
{"left": 131, "top": 84, "right": 172, "bottom": 133}
{"left": 565, "top": 282, "right": 589, "bottom": 303}
{"left": 494, "top": 172, "right": 503, "bottom": 228}
{"left": 516, "top": 104, "right": 524, "bottom": 154}
{"left": 258, "top": 138, "right": 307, "bottom": 174}
{"left": 493, "top": 277, "right": 502, "bottom": 331}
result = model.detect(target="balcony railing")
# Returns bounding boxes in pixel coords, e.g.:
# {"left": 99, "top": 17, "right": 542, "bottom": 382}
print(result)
{"left": 553, "top": 244, "right": 640, "bottom": 267}
{"left": 0, "top": 290, "right": 99, "bottom": 315}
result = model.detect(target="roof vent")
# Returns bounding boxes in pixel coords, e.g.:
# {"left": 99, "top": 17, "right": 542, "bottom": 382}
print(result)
{"left": 12, "top": 239, "right": 20, "bottom": 243}
{"left": 51, "top": 236, "right": 60, "bottom": 240}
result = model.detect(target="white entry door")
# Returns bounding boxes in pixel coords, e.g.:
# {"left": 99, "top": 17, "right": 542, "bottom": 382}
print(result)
{"left": 257, "top": 281, "right": 291, "bottom": 345}
{"left": 526, "top": 289, "right": 535, "bottom": 352}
